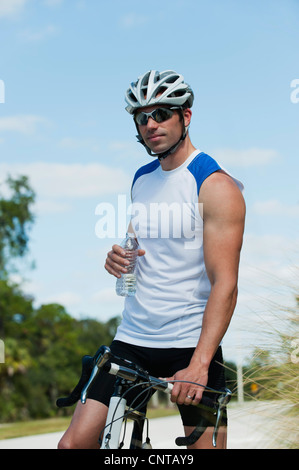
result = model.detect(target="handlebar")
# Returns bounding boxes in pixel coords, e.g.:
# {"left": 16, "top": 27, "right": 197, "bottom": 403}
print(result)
{"left": 56, "top": 345, "right": 231, "bottom": 448}
{"left": 106, "top": 361, "right": 217, "bottom": 408}
{"left": 105, "top": 360, "right": 231, "bottom": 447}
{"left": 107, "top": 362, "right": 173, "bottom": 393}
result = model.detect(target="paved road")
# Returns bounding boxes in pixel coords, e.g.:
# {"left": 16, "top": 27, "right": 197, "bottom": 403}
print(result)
{"left": 0, "top": 401, "right": 290, "bottom": 449}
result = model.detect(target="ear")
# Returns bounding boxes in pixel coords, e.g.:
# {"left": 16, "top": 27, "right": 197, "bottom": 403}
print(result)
{"left": 183, "top": 108, "right": 192, "bottom": 127}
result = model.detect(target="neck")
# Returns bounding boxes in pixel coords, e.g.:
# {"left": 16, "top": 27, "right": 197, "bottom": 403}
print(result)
{"left": 159, "top": 134, "right": 196, "bottom": 171}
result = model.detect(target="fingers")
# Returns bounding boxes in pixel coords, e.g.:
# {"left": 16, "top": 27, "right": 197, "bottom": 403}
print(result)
{"left": 105, "top": 244, "right": 129, "bottom": 278}
{"left": 166, "top": 372, "right": 204, "bottom": 406}
{"left": 184, "top": 389, "right": 203, "bottom": 406}
{"left": 172, "top": 386, "right": 203, "bottom": 406}
{"left": 104, "top": 245, "right": 145, "bottom": 278}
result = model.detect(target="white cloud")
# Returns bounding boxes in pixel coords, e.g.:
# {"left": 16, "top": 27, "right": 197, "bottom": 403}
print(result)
{"left": 59, "top": 137, "right": 101, "bottom": 153}
{"left": 108, "top": 141, "right": 135, "bottom": 152}
{"left": 20, "top": 24, "right": 58, "bottom": 42}
{"left": 43, "top": 0, "right": 63, "bottom": 6}
{"left": 34, "top": 199, "right": 72, "bottom": 215}
{"left": 91, "top": 287, "right": 124, "bottom": 320}
{"left": 0, "top": 115, "right": 47, "bottom": 135}
{"left": 0, "top": 0, "right": 63, "bottom": 18}
{"left": 253, "top": 199, "right": 299, "bottom": 218}
{"left": 239, "top": 233, "right": 299, "bottom": 305}
{"left": 242, "top": 232, "right": 299, "bottom": 264}
{"left": 213, "top": 147, "right": 280, "bottom": 167}
{"left": 0, "top": 161, "right": 131, "bottom": 199}
{"left": 43, "top": 290, "right": 82, "bottom": 307}
{"left": 229, "top": 232, "right": 299, "bottom": 358}
{"left": 92, "top": 287, "right": 117, "bottom": 303}
{"left": 0, "top": 0, "right": 28, "bottom": 18}
{"left": 119, "top": 13, "right": 148, "bottom": 29}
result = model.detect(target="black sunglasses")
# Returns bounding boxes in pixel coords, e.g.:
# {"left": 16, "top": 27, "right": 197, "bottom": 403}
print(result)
{"left": 134, "top": 106, "right": 181, "bottom": 126}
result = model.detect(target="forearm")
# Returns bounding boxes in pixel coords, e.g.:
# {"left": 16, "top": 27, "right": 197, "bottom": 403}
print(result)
{"left": 189, "top": 280, "right": 238, "bottom": 370}
{"left": 167, "top": 280, "right": 238, "bottom": 406}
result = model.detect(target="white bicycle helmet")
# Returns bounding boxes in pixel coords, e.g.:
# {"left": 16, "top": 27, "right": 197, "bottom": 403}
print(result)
{"left": 125, "top": 70, "right": 194, "bottom": 114}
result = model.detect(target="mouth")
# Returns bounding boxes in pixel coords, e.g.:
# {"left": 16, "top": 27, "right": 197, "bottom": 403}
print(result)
{"left": 147, "top": 133, "right": 164, "bottom": 142}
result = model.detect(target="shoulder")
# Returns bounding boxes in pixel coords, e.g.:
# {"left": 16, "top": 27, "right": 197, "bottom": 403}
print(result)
{"left": 200, "top": 170, "right": 246, "bottom": 221}
{"left": 188, "top": 152, "right": 220, "bottom": 171}
{"left": 132, "top": 159, "right": 160, "bottom": 189}
{"left": 187, "top": 152, "right": 221, "bottom": 195}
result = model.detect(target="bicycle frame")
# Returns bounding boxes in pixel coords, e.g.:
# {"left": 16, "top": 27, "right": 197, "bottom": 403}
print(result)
{"left": 102, "top": 394, "right": 127, "bottom": 449}
{"left": 99, "top": 361, "right": 174, "bottom": 449}
{"left": 100, "top": 377, "right": 150, "bottom": 449}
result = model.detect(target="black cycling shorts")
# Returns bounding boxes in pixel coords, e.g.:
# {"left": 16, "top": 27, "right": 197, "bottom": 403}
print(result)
{"left": 87, "top": 340, "right": 227, "bottom": 427}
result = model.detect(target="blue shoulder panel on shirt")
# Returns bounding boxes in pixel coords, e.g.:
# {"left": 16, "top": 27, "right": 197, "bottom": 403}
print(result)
{"left": 187, "top": 152, "right": 221, "bottom": 195}
{"left": 131, "top": 159, "right": 160, "bottom": 189}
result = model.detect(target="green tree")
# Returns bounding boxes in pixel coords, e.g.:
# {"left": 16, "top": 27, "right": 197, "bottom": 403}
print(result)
{"left": 0, "top": 175, "right": 35, "bottom": 279}
{"left": 0, "top": 174, "right": 123, "bottom": 421}
{"left": 0, "top": 279, "right": 34, "bottom": 338}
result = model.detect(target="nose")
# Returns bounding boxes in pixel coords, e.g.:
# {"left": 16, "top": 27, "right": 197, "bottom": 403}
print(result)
{"left": 146, "top": 116, "right": 159, "bottom": 130}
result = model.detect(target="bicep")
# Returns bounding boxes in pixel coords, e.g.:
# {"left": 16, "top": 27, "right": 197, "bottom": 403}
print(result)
{"left": 200, "top": 174, "right": 246, "bottom": 286}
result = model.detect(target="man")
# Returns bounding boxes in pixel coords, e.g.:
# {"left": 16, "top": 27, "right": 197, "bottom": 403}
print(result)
{"left": 58, "top": 70, "right": 245, "bottom": 449}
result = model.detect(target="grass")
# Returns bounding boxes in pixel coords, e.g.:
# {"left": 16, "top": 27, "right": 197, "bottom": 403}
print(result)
{"left": 0, "top": 417, "right": 72, "bottom": 440}
{"left": 0, "top": 407, "right": 179, "bottom": 441}
{"left": 235, "top": 287, "right": 299, "bottom": 449}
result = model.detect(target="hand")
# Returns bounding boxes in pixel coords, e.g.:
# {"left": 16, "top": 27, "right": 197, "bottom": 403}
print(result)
{"left": 165, "top": 365, "right": 209, "bottom": 406}
{"left": 104, "top": 244, "right": 145, "bottom": 278}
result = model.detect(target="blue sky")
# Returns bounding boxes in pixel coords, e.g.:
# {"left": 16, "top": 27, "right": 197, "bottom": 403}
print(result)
{"left": 0, "top": 0, "right": 298, "bottom": 362}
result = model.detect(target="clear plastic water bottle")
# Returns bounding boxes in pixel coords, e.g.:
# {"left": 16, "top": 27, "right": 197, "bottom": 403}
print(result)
{"left": 116, "top": 233, "right": 138, "bottom": 297}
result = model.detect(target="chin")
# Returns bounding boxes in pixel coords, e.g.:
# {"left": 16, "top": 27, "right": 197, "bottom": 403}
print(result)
{"left": 147, "top": 142, "right": 169, "bottom": 154}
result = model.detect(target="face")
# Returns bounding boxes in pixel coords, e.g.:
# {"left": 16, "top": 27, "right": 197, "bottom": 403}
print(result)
{"left": 135, "top": 105, "right": 191, "bottom": 155}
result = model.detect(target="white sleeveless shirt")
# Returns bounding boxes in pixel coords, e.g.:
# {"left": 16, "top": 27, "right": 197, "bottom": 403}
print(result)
{"left": 114, "top": 150, "right": 243, "bottom": 348}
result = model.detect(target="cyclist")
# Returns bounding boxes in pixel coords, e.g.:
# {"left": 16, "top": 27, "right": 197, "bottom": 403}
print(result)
{"left": 58, "top": 70, "right": 245, "bottom": 449}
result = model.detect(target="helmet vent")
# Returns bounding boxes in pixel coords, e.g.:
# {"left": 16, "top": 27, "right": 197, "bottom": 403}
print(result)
{"left": 125, "top": 69, "right": 194, "bottom": 114}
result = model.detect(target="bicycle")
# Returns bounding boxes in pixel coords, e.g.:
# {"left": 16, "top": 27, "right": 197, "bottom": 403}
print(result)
{"left": 56, "top": 345, "right": 231, "bottom": 449}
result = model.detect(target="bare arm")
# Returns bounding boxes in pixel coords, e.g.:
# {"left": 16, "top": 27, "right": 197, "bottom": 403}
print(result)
{"left": 169, "top": 171, "right": 246, "bottom": 405}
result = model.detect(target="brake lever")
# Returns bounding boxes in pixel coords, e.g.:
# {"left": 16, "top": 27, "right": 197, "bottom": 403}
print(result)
{"left": 175, "top": 388, "right": 232, "bottom": 448}
{"left": 212, "top": 388, "right": 232, "bottom": 447}
{"left": 81, "top": 346, "right": 112, "bottom": 404}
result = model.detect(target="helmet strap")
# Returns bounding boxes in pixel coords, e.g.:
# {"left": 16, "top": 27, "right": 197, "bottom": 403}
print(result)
{"left": 136, "top": 130, "right": 187, "bottom": 160}
{"left": 135, "top": 109, "right": 188, "bottom": 161}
